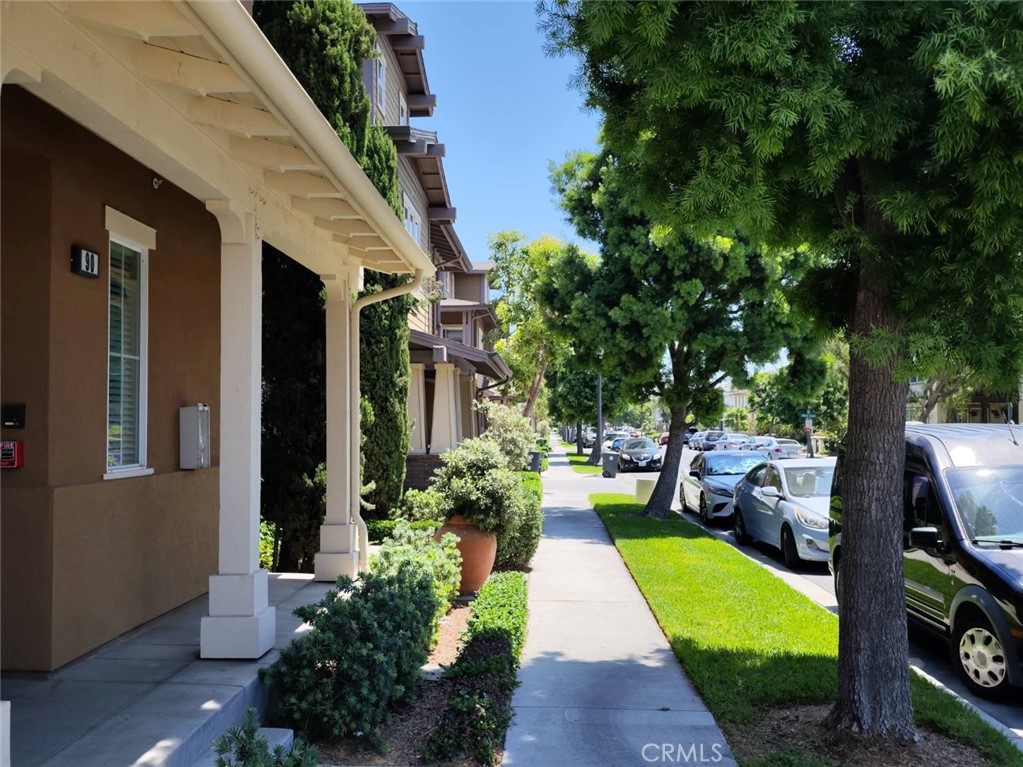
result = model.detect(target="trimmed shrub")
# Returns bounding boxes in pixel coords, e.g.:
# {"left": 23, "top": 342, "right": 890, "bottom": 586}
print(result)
{"left": 261, "top": 567, "right": 437, "bottom": 751}
{"left": 477, "top": 400, "right": 534, "bottom": 471}
{"left": 366, "top": 518, "right": 438, "bottom": 544}
{"left": 433, "top": 440, "right": 523, "bottom": 538}
{"left": 495, "top": 473, "right": 543, "bottom": 570}
{"left": 371, "top": 521, "right": 461, "bottom": 636}
{"left": 422, "top": 572, "right": 528, "bottom": 765}
{"left": 214, "top": 708, "right": 318, "bottom": 767}
{"left": 397, "top": 486, "right": 446, "bottom": 524}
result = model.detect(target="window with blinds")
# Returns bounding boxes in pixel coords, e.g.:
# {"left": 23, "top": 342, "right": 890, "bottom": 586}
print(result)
{"left": 107, "top": 238, "right": 148, "bottom": 470}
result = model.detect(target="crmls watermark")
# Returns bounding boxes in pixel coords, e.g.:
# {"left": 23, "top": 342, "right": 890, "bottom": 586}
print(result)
{"left": 641, "top": 742, "right": 726, "bottom": 764}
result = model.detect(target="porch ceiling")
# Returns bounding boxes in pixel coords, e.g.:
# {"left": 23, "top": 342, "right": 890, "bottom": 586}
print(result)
{"left": 1, "top": 0, "right": 434, "bottom": 278}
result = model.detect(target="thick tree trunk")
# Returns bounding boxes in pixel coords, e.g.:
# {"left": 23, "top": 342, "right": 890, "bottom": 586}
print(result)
{"left": 644, "top": 405, "right": 687, "bottom": 518}
{"left": 575, "top": 421, "right": 584, "bottom": 455}
{"left": 826, "top": 260, "right": 917, "bottom": 741}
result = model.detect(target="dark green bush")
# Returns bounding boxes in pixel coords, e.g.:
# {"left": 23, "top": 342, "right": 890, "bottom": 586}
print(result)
{"left": 214, "top": 708, "right": 319, "bottom": 767}
{"left": 371, "top": 521, "right": 461, "bottom": 637}
{"left": 495, "top": 474, "right": 543, "bottom": 570}
{"left": 422, "top": 572, "right": 528, "bottom": 765}
{"left": 366, "top": 518, "right": 438, "bottom": 543}
{"left": 434, "top": 440, "right": 523, "bottom": 538}
{"left": 261, "top": 566, "right": 438, "bottom": 751}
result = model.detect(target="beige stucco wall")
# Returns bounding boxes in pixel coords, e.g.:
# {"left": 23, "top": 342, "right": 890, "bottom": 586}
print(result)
{"left": 1, "top": 87, "right": 222, "bottom": 671}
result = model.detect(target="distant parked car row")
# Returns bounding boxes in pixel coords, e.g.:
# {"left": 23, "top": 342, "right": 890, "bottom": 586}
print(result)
{"left": 679, "top": 423, "right": 1023, "bottom": 700}
{"left": 688, "top": 431, "right": 806, "bottom": 458}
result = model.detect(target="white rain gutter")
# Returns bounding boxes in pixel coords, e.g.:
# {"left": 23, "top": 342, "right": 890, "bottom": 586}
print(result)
{"left": 351, "top": 269, "right": 426, "bottom": 569}
{"left": 182, "top": 0, "right": 435, "bottom": 277}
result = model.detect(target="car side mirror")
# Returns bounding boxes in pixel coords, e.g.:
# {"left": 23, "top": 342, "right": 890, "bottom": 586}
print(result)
{"left": 762, "top": 486, "right": 781, "bottom": 498}
{"left": 689, "top": 469, "right": 701, "bottom": 479}
{"left": 910, "top": 526, "right": 940, "bottom": 548}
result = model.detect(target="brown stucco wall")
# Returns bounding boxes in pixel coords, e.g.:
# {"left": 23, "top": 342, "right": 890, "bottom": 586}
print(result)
{"left": 1, "top": 87, "right": 222, "bottom": 670}
{"left": 0, "top": 489, "right": 54, "bottom": 670}
{"left": 50, "top": 470, "right": 218, "bottom": 668}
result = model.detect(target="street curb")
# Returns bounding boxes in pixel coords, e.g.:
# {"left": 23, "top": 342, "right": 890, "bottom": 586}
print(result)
{"left": 908, "top": 665, "right": 1023, "bottom": 753}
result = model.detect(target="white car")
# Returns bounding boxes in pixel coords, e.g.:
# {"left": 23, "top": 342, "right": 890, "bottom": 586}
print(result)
{"left": 755, "top": 437, "right": 806, "bottom": 460}
{"left": 717, "top": 433, "right": 749, "bottom": 450}
{"left": 739, "top": 436, "right": 771, "bottom": 451}
{"left": 732, "top": 457, "right": 836, "bottom": 567}
{"left": 680, "top": 450, "right": 767, "bottom": 524}
{"left": 601, "top": 431, "right": 631, "bottom": 452}
{"left": 689, "top": 431, "right": 707, "bottom": 450}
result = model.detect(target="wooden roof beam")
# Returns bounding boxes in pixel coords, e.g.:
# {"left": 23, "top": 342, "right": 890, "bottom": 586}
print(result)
{"left": 314, "top": 217, "right": 375, "bottom": 237}
{"left": 292, "top": 197, "right": 360, "bottom": 219}
{"left": 132, "top": 41, "right": 250, "bottom": 96}
{"left": 264, "top": 171, "right": 340, "bottom": 198}
{"left": 230, "top": 137, "right": 320, "bottom": 172}
{"left": 428, "top": 207, "right": 457, "bottom": 223}
{"left": 391, "top": 35, "right": 426, "bottom": 51}
{"left": 189, "top": 96, "right": 290, "bottom": 137}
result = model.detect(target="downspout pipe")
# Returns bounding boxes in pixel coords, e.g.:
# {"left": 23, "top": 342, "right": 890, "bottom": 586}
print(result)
{"left": 351, "top": 269, "right": 426, "bottom": 571}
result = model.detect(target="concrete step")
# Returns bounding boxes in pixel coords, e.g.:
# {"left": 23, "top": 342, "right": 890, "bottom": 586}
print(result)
{"left": 191, "top": 727, "right": 294, "bottom": 767}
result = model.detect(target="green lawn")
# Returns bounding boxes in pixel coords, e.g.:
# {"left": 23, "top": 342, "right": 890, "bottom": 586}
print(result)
{"left": 590, "top": 493, "right": 1023, "bottom": 767}
{"left": 564, "top": 448, "right": 602, "bottom": 475}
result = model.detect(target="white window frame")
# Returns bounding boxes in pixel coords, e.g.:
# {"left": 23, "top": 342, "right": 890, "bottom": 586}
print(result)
{"left": 403, "top": 192, "right": 421, "bottom": 245}
{"left": 399, "top": 91, "right": 409, "bottom": 126}
{"left": 376, "top": 52, "right": 387, "bottom": 119}
{"left": 442, "top": 324, "right": 465, "bottom": 344}
{"left": 103, "top": 207, "right": 155, "bottom": 480}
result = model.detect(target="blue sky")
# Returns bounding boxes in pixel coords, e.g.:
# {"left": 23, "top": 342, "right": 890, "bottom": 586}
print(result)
{"left": 400, "top": 0, "right": 601, "bottom": 263}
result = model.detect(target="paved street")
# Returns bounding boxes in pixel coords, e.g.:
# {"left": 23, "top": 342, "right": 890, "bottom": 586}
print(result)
{"left": 557, "top": 441, "right": 1023, "bottom": 748}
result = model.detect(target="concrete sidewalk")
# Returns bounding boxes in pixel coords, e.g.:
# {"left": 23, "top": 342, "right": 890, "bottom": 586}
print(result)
{"left": 503, "top": 445, "right": 736, "bottom": 767}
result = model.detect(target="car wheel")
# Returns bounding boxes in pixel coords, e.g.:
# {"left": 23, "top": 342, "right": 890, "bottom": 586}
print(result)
{"left": 781, "top": 526, "right": 801, "bottom": 569}
{"left": 953, "top": 615, "right": 1010, "bottom": 699}
{"left": 699, "top": 494, "right": 710, "bottom": 525}
{"left": 734, "top": 508, "right": 751, "bottom": 545}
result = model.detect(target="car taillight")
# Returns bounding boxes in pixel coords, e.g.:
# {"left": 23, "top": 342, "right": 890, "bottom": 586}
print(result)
{"left": 773, "top": 448, "right": 782, "bottom": 453}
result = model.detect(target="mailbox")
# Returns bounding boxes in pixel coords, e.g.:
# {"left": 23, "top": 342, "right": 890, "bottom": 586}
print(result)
{"left": 180, "top": 404, "right": 211, "bottom": 470}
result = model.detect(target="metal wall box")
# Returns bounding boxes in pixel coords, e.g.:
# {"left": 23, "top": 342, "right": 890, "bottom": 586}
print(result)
{"left": 179, "top": 403, "right": 211, "bottom": 470}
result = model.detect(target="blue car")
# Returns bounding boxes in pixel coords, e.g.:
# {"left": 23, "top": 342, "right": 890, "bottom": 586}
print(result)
{"left": 732, "top": 457, "right": 836, "bottom": 568}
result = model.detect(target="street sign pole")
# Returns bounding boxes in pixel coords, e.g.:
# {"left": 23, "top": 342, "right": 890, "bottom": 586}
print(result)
{"left": 802, "top": 412, "right": 815, "bottom": 458}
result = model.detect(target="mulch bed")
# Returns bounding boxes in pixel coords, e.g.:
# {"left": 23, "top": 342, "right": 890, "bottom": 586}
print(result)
{"left": 725, "top": 704, "right": 989, "bottom": 767}
{"left": 318, "top": 605, "right": 487, "bottom": 767}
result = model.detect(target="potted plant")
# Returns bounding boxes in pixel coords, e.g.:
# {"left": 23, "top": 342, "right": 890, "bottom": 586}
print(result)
{"left": 432, "top": 439, "right": 522, "bottom": 594}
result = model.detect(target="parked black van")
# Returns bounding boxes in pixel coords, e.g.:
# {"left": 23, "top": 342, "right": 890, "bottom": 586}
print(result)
{"left": 829, "top": 424, "right": 1023, "bottom": 698}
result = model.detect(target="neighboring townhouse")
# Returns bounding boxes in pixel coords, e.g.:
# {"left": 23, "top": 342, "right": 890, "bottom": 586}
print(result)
{"left": 361, "top": 3, "right": 510, "bottom": 489}
{"left": 1, "top": 2, "right": 434, "bottom": 761}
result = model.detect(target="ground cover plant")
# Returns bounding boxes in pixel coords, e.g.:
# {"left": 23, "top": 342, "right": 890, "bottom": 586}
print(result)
{"left": 564, "top": 450, "right": 601, "bottom": 475}
{"left": 422, "top": 572, "right": 529, "bottom": 765}
{"left": 590, "top": 493, "right": 1023, "bottom": 767}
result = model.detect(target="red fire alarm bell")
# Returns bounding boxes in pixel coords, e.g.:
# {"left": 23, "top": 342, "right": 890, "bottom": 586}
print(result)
{"left": 1, "top": 440, "right": 24, "bottom": 469}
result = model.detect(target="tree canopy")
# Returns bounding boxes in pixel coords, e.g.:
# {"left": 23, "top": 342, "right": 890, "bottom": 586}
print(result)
{"left": 545, "top": 149, "right": 800, "bottom": 514}
{"left": 488, "top": 232, "right": 574, "bottom": 417}
{"left": 541, "top": 0, "right": 1023, "bottom": 741}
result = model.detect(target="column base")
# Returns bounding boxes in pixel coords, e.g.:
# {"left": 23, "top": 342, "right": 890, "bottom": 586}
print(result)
{"left": 314, "top": 551, "right": 358, "bottom": 582}
{"left": 200, "top": 606, "right": 275, "bottom": 658}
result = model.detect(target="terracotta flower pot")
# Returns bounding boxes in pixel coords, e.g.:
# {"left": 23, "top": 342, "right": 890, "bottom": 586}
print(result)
{"left": 437, "top": 515, "right": 497, "bottom": 595}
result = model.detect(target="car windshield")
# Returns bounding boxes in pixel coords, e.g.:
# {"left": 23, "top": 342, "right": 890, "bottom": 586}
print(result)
{"left": 706, "top": 455, "right": 764, "bottom": 476}
{"left": 625, "top": 439, "right": 655, "bottom": 450}
{"left": 783, "top": 467, "right": 835, "bottom": 498}
{"left": 947, "top": 466, "right": 1023, "bottom": 542}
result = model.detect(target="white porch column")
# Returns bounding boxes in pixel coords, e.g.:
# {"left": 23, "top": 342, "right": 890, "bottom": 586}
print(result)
{"left": 453, "top": 369, "right": 464, "bottom": 446}
{"left": 459, "top": 374, "right": 475, "bottom": 440}
{"left": 201, "top": 201, "right": 275, "bottom": 659}
{"left": 315, "top": 274, "right": 357, "bottom": 581}
{"left": 408, "top": 362, "right": 427, "bottom": 454}
{"left": 430, "top": 361, "right": 460, "bottom": 453}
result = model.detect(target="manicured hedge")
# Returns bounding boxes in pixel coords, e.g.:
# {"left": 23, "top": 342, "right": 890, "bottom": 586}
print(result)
{"left": 422, "top": 572, "right": 529, "bottom": 764}
{"left": 495, "top": 473, "right": 543, "bottom": 570}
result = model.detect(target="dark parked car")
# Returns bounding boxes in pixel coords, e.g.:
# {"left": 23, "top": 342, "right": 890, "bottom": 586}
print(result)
{"left": 829, "top": 424, "right": 1023, "bottom": 698}
{"left": 618, "top": 438, "right": 663, "bottom": 472}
